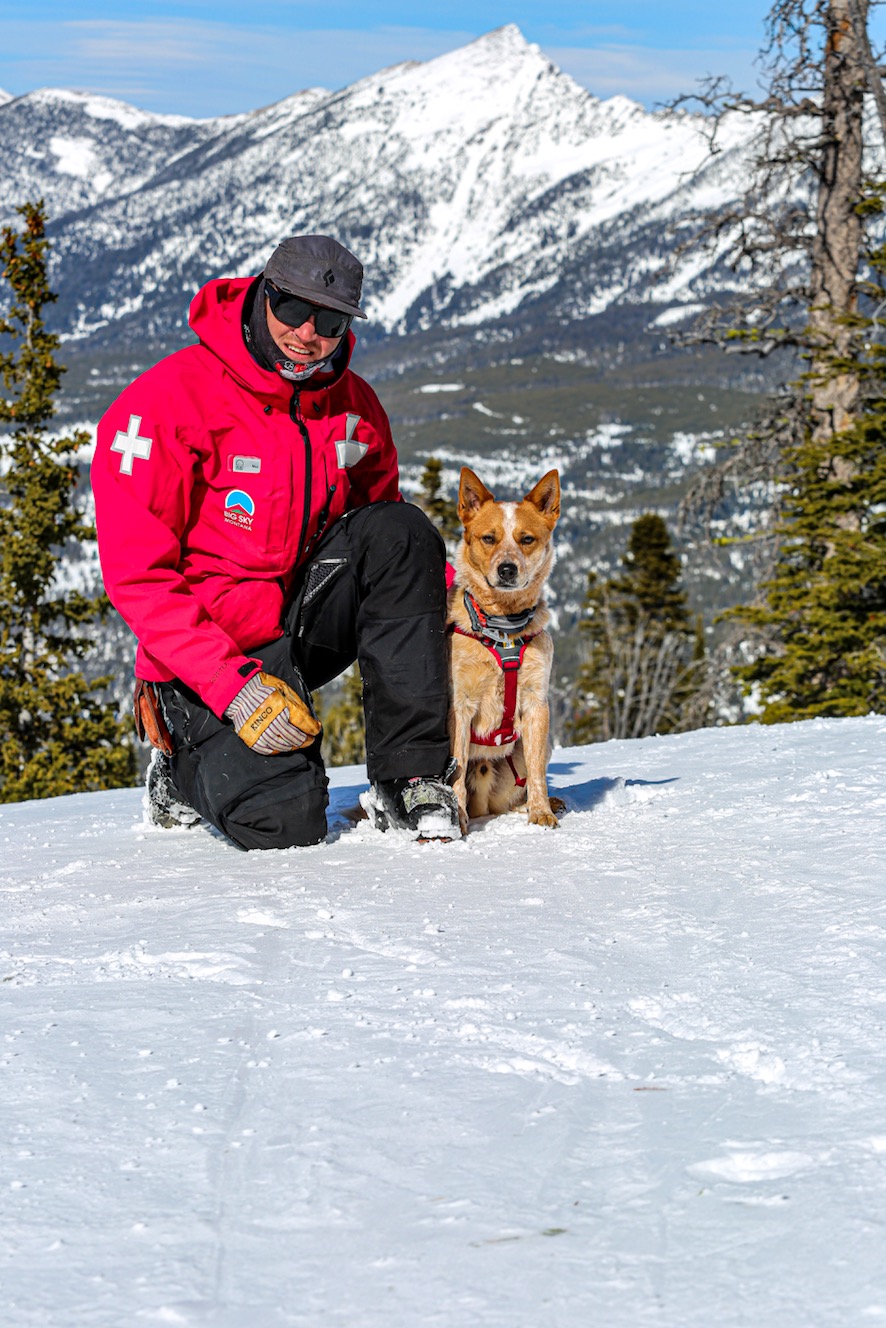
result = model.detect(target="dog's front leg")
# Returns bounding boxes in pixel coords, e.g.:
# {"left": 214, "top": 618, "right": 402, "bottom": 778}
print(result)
{"left": 448, "top": 703, "right": 472, "bottom": 836}
{"left": 521, "top": 700, "right": 558, "bottom": 827}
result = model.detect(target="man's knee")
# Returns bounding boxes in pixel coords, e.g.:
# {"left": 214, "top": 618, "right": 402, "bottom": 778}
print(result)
{"left": 347, "top": 503, "right": 446, "bottom": 609}
{"left": 219, "top": 783, "right": 328, "bottom": 851}
{"left": 166, "top": 708, "right": 330, "bottom": 851}
{"left": 352, "top": 501, "right": 445, "bottom": 560}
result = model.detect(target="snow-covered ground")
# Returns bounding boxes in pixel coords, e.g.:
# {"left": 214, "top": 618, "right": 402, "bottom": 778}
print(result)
{"left": 3, "top": 717, "right": 886, "bottom": 1326}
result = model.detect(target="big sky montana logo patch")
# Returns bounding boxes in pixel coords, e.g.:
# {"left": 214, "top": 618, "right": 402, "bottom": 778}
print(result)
{"left": 224, "top": 489, "right": 256, "bottom": 530}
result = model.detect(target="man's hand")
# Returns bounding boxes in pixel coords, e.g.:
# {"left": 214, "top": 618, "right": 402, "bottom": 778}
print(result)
{"left": 225, "top": 671, "right": 321, "bottom": 755}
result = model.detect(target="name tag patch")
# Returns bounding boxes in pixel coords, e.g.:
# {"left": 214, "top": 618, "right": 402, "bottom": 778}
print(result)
{"left": 230, "top": 455, "right": 261, "bottom": 474}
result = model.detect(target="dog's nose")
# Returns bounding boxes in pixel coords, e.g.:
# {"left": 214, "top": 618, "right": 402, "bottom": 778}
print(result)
{"left": 497, "top": 562, "right": 519, "bottom": 584}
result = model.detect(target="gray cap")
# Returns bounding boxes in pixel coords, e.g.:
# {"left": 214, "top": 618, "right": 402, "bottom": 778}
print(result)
{"left": 263, "top": 235, "right": 367, "bottom": 320}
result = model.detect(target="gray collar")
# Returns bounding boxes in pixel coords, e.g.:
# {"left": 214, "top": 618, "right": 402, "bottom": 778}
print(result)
{"left": 463, "top": 590, "right": 537, "bottom": 645}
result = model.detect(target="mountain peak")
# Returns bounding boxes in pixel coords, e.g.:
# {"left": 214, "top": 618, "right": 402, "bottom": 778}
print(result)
{"left": 0, "top": 25, "right": 752, "bottom": 344}
{"left": 471, "top": 23, "right": 535, "bottom": 51}
{"left": 447, "top": 22, "right": 547, "bottom": 70}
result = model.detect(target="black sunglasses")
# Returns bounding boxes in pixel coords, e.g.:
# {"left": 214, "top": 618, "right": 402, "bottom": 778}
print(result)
{"left": 264, "top": 281, "right": 352, "bottom": 338}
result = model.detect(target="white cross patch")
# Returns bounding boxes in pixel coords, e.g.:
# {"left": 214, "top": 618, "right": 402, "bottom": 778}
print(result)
{"left": 111, "top": 414, "right": 153, "bottom": 475}
{"left": 335, "top": 413, "right": 368, "bottom": 469}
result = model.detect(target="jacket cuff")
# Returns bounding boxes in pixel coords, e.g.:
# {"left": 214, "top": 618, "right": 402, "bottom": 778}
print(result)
{"left": 203, "top": 657, "right": 263, "bottom": 719}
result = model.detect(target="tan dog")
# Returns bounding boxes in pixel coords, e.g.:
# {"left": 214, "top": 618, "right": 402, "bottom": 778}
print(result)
{"left": 448, "top": 467, "right": 561, "bottom": 835}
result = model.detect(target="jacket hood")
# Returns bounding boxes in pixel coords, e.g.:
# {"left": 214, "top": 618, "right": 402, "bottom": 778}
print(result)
{"left": 188, "top": 276, "right": 355, "bottom": 403}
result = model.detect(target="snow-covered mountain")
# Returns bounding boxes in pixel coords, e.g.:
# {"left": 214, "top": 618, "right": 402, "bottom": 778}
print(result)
{"left": 0, "top": 25, "right": 754, "bottom": 351}
{"left": 3, "top": 716, "right": 886, "bottom": 1324}
{"left": 0, "top": 25, "right": 771, "bottom": 673}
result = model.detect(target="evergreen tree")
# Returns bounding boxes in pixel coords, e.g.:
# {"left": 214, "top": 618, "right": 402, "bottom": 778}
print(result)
{"left": 727, "top": 219, "right": 886, "bottom": 720}
{"left": 672, "top": 4, "right": 886, "bottom": 721}
{"left": 0, "top": 200, "right": 135, "bottom": 802}
{"left": 416, "top": 457, "right": 460, "bottom": 543}
{"left": 609, "top": 514, "right": 692, "bottom": 635}
{"left": 572, "top": 515, "right": 709, "bottom": 742}
{"left": 315, "top": 665, "right": 366, "bottom": 766}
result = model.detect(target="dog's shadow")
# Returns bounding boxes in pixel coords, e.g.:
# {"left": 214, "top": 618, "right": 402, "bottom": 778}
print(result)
{"left": 325, "top": 772, "right": 678, "bottom": 841}
{"left": 547, "top": 765, "right": 678, "bottom": 813}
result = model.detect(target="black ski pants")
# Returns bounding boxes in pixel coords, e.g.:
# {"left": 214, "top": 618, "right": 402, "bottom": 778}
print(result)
{"left": 160, "top": 501, "right": 450, "bottom": 851}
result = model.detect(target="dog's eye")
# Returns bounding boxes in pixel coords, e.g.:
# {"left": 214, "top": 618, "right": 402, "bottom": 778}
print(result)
{"left": 481, "top": 534, "right": 497, "bottom": 545}
{"left": 520, "top": 535, "right": 536, "bottom": 546}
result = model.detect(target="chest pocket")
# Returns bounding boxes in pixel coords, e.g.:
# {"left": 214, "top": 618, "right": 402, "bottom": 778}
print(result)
{"left": 193, "top": 422, "right": 294, "bottom": 569}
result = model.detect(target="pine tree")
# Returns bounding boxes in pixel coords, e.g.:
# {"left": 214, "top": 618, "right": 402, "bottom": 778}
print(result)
{"left": 0, "top": 200, "right": 135, "bottom": 802}
{"left": 671, "top": 2, "right": 886, "bottom": 724}
{"left": 416, "top": 457, "right": 460, "bottom": 543}
{"left": 727, "top": 217, "right": 886, "bottom": 720}
{"left": 610, "top": 514, "right": 692, "bottom": 636}
{"left": 572, "top": 515, "right": 709, "bottom": 742}
{"left": 315, "top": 665, "right": 366, "bottom": 766}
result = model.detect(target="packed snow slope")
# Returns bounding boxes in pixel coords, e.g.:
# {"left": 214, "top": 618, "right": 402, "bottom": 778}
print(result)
{"left": 2, "top": 717, "right": 886, "bottom": 1326}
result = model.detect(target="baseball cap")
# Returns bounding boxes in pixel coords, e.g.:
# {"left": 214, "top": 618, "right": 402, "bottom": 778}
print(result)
{"left": 263, "top": 235, "right": 367, "bottom": 320}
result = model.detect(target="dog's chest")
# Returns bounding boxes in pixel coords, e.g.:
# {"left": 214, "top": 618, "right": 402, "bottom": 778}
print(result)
{"left": 452, "top": 630, "right": 543, "bottom": 735}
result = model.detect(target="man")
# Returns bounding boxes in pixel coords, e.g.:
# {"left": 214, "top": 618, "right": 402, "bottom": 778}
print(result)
{"left": 91, "top": 235, "right": 458, "bottom": 849}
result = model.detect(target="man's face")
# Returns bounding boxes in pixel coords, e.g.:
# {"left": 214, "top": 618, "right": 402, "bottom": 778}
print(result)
{"left": 265, "top": 296, "right": 343, "bottom": 364}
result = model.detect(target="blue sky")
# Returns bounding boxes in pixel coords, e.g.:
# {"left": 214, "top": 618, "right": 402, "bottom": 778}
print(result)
{"left": 0, "top": 1, "right": 821, "bottom": 117}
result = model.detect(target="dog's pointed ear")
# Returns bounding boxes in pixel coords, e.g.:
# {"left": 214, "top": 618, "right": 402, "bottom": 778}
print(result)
{"left": 458, "top": 468, "right": 494, "bottom": 525}
{"left": 524, "top": 470, "right": 560, "bottom": 525}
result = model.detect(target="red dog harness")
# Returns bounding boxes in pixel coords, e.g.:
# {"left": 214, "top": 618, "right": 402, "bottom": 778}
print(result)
{"left": 450, "top": 591, "right": 539, "bottom": 787}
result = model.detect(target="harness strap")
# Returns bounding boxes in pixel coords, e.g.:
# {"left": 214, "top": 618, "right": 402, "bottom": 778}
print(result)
{"left": 451, "top": 625, "right": 531, "bottom": 748}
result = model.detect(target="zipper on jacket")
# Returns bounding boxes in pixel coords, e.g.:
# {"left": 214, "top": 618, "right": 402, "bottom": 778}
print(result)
{"left": 304, "top": 455, "right": 336, "bottom": 556}
{"left": 315, "top": 483, "right": 336, "bottom": 543}
{"left": 290, "top": 387, "right": 313, "bottom": 567}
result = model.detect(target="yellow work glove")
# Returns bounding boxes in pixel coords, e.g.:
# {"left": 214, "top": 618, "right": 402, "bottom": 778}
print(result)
{"left": 225, "top": 671, "right": 321, "bottom": 755}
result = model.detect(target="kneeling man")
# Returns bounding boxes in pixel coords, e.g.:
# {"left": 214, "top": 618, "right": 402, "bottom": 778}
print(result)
{"left": 92, "top": 235, "right": 457, "bottom": 849}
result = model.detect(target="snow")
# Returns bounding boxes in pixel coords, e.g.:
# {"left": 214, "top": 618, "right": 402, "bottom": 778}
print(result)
{"left": 31, "top": 87, "right": 202, "bottom": 130}
{"left": 48, "top": 135, "right": 98, "bottom": 179}
{"left": 652, "top": 302, "right": 707, "bottom": 328}
{"left": 47, "top": 135, "right": 112, "bottom": 193}
{"left": 3, "top": 716, "right": 886, "bottom": 1323}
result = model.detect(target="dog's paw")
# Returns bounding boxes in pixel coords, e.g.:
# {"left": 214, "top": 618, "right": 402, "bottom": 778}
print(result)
{"left": 548, "top": 796, "right": 567, "bottom": 816}
{"left": 527, "top": 804, "right": 559, "bottom": 828}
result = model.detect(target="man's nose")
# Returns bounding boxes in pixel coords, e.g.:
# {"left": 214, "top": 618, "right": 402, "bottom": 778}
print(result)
{"left": 294, "top": 315, "right": 318, "bottom": 338}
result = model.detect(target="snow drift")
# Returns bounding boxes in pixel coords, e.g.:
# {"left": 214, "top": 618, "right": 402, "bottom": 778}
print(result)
{"left": 2, "top": 717, "right": 886, "bottom": 1324}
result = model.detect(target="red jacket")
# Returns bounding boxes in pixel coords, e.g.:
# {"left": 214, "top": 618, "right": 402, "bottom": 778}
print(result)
{"left": 92, "top": 276, "right": 400, "bottom": 717}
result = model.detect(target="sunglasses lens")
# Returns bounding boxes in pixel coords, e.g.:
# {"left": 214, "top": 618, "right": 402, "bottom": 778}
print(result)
{"left": 266, "top": 283, "right": 351, "bottom": 338}
{"left": 315, "top": 309, "right": 351, "bottom": 337}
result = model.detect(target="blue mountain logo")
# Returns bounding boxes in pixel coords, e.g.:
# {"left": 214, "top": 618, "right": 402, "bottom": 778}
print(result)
{"left": 225, "top": 489, "right": 256, "bottom": 517}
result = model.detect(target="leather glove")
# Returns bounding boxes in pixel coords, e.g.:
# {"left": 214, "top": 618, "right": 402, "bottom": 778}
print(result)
{"left": 225, "top": 671, "right": 321, "bottom": 755}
